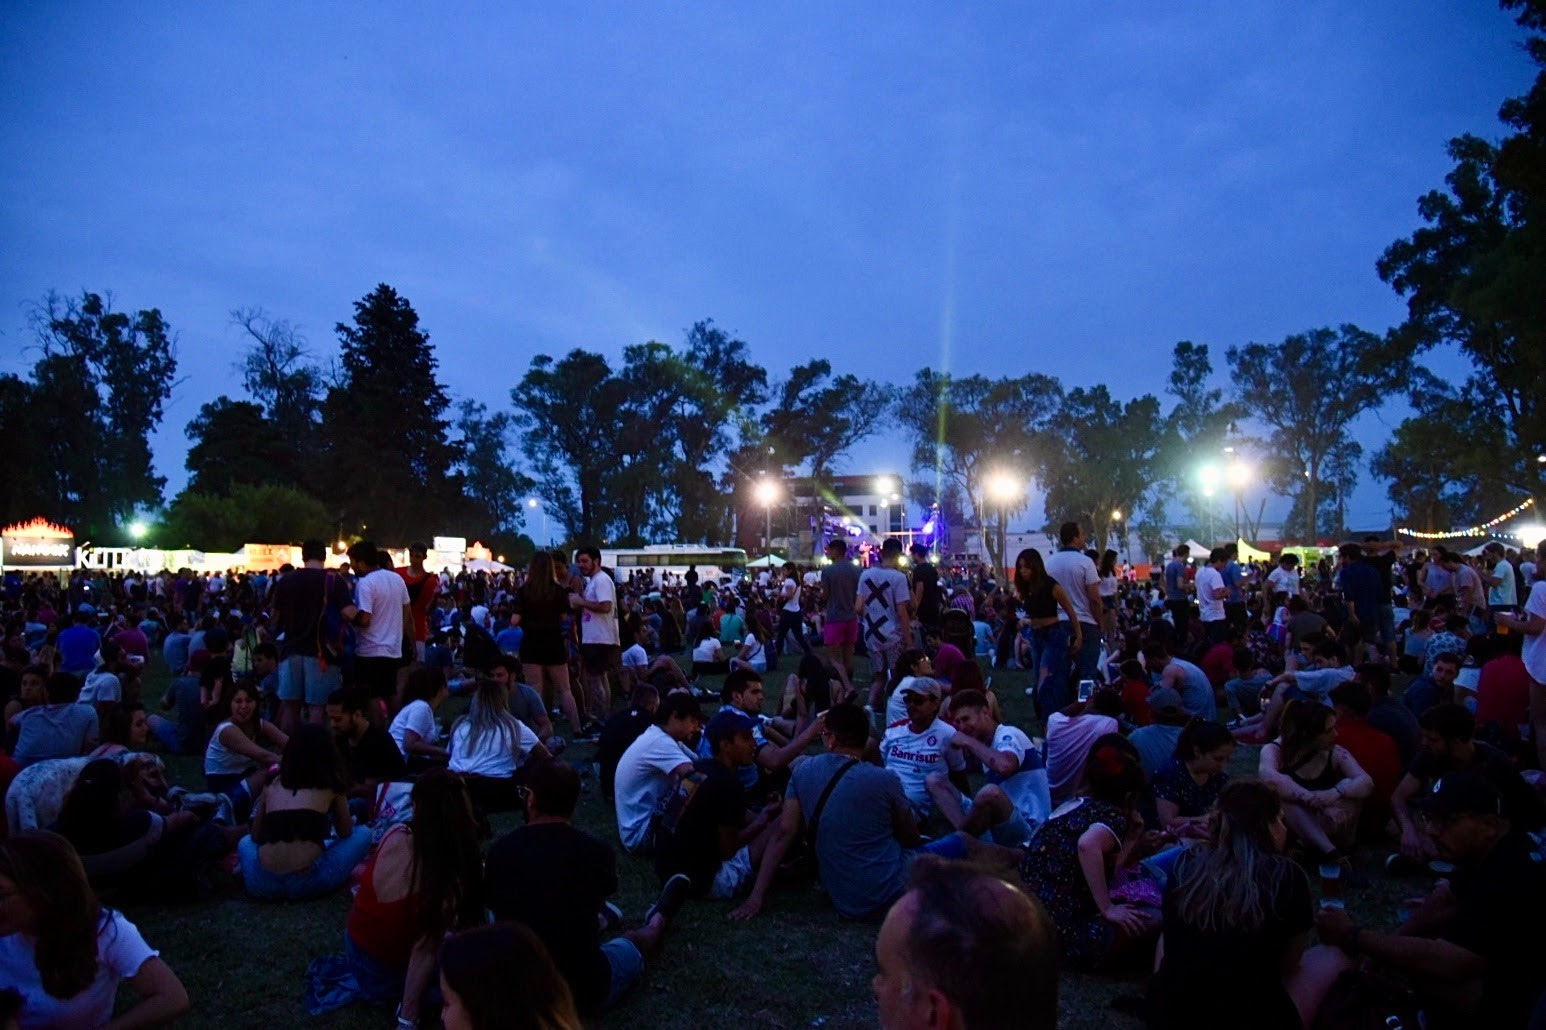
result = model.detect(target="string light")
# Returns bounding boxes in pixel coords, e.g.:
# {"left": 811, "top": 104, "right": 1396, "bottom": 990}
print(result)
{"left": 1397, "top": 498, "right": 1536, "bottom": 540}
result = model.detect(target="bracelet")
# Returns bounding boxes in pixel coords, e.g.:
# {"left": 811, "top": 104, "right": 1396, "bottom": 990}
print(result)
{"left": 395, "top": 1005, "right": 417, "bottom": 1029}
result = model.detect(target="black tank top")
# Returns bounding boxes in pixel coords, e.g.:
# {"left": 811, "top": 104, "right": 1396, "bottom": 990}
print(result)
{"left": 1021, "top": 580, "right": 1059, "bottom": 620}
{"left": 257, "top": 807, "right": 330, "bottom": 845}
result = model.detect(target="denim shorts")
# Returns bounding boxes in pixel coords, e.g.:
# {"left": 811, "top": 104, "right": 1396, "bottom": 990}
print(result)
{"left": 599, "top": 937, "right": 645, "bottom": 1010}
{"left": 278, "top": 655, "right": 342, "bottom": 706}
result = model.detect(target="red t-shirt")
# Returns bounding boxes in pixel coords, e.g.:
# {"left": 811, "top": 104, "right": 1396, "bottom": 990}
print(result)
{"left": 396, "top": 567, "right": 439, "bottom": 642}
{"left": 1200, "top": 642, "right": 1236, "bottom": 689}
{"left": 1335, "top": 715, "right": 1402, "bottom": 823}
{"left": 1120, "top": 677, "right": 1154, "bottom": 727}
{"left": 1474, "top": 655, "right": 1531, "bottom": 741}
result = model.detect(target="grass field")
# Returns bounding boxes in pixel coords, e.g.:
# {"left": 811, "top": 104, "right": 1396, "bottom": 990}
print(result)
{"left": 113, "top": 657, "right": 1425, "bottom": 1029}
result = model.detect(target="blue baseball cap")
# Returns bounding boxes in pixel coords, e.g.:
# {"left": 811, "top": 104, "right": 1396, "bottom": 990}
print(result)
{"left": 705, "top": 709, "right": 758, "bottom": 747}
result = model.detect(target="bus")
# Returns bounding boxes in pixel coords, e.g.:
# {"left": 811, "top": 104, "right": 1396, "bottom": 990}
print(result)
{"left": 599, "top": 545, "right": 749, "bottom": 586}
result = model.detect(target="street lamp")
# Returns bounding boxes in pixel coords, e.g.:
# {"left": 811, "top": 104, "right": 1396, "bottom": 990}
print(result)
{"left": 526, "top": 498, "right": 549, "bottom": 546}
{"left": 1227, "top": 460, "right": 1252, "bottom": 542}
{"left": 1111, "top": 509, "right": 1123, "bottom": 561}
{"left": 1197, "top": 465, "right": 1221, "bottom": 544}
{"left": 754, "top": 478, "right": 780, "bottom": 554}
{"left": 127, "top": 521, "right": 147, "bottom": 542}
{"left": 986, "top": 471, "right": 1019, "bottom": 577}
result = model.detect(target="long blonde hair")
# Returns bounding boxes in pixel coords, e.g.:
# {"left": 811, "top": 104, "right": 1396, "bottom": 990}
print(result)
{"left": 1170, "top": 781, "right": 1294, "bottom": 934}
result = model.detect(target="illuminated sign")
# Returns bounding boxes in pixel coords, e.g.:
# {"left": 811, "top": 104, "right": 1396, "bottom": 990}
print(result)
{"left": 2, "top": 517, "right": 76, "bottom": 568}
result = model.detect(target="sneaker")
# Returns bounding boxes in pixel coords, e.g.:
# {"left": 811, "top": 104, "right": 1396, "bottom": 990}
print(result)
{"left": 599, "top": 901, "right": 624, "bottom": 934}
{"left": 644, "top": 873, "right": 693, "bottom": 925}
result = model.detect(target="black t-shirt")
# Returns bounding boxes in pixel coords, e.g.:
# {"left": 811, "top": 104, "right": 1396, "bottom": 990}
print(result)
{"left": 337, "top": 726, "right": 407, "bottom": 786}
{"left": 1365, "top": 551, "right": 1397, "bottom": 595}
{"left": 652, "top": 758, "right": 746, "bottom": 893}
{"left": 1409, "top": 742, "right": 1546, "bottom": 831}
{"left": 597, "top": 707, "right": 655, "bottom": 800}
{"left": 273, "top": 568, "right": 353, "bottom": 658}
{"left": 1444, "top": 828, "right": 1546, "bottom": 1026}
{"left": 1148, "top": 856, "right": 1314, "bottom": 1030}
{"left": 485, "top": 822, "right": 617, "bottom": 1014}
{"left": 911, "top": 563, "right": 941, "bottom": 624}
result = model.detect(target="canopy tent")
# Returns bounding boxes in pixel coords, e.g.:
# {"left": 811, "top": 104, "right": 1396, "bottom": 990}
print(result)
{"left": 1182, "top": 539, "right": 1210, "bottom": 556}
{"left": 464, "top": 557, "right": 513, "bottom": 573}
{"left": 746, "top": 554, "right": 788, "bottom": 568}
{"left": 1236, "top": 538, "right": 1273, "bottom": 562}
{"left": 1463, "top": 539, "right": 1511, "bottom": 557}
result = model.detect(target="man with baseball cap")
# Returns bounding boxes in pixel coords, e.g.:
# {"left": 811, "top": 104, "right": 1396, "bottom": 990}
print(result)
{"left": 880, "top": 676, "right": 968, "bottom": 819}
{"left": 1316, "top": 771, "right": 1546, "bottom": 1026}
{"left": 650, "top": 708, "right": 782, "bottom": 901}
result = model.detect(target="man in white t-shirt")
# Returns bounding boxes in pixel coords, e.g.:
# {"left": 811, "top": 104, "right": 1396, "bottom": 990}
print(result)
{"left": 1194, "top": 547, "right": 1229, "bottom": 644}
{"left": 926, "top": 688, "right": 1050, "bottom": 845}
{"left": 1496, "top": 541, "right": 1546, "bottom": 770}
{"left": 1265, "top": 554, "right": 1302, "bottom": 603}
{"left": 880, "top": 678, "right": 967, "bottom": 818}
{"left": 348, "top": 541, "right": 413, "bottom": 724}
{"left": 571, "top": 546, "right": 619, "bottom": 736}
{"left": 620, "top": 622, "right": 690, "bottom": 693}
{"left": 613, "top": 694, "right": 702, "bottom": 852}
{"left": 1043, "top": 522, "right": 1102, "bottom": 681}
{"left": 859, "top": 539, "right": 913, "bottom": 706}
{"left": 772, "top": 566, "right": 811, "bottom": 666}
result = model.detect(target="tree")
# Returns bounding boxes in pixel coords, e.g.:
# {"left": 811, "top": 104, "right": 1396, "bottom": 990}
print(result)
{"left": 896, "top": 371, "right": 1063, "bottom": 572}
{"left": 155, "top": 483, "right": 332, "bottom": 552}
{"left": 184, "top": 397, "right": 292, "bottom": 495}
{"left": 1039, "top": 387, "right": 1167, "bottom": 555}
{"left": 1160, "top": 341, "right": 1241, "bottom": 537}
{"left": 232, "top": 307, "right": 321, "bottom": 472}
{"left": 513, "top": 350, "right": 617, "bottom": 543}
{"left": 1376, "top": 0, "right": 1546, "bottom": 509}
{"left": 17, "top": 292, "right": 178, "bottom": 539}
{"left": 452, "top": 400, "right": 532, "bottom": 540}
{"left": 316, "top": 284, "right": 458, "bottom": 540}
{"left": 669, "top": 321, "right": 768, "bottom": 543}
{"left": 1226, "top": 326, "right": 1386, "bottom": 544}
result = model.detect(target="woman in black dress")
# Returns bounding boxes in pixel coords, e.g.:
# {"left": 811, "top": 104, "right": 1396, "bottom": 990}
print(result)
{"left": 511, "top": 551, "right": 581, "bottom": 737}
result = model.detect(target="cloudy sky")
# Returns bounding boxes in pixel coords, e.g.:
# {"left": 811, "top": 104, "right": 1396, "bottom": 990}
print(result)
{"left": 0, "top": 2, "right": 1532, "bottom": 533}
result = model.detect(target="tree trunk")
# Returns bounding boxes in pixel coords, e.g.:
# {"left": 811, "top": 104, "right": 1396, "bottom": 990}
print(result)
{"left": 1305, "top": 476, "right": 1318, "bottom": 545}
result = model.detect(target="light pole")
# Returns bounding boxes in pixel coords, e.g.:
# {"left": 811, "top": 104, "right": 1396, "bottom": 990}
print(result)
{"left": 526, "top": 498, "right": 548, "bottom": 546}
{"left": 986, "top": 471, "right": 1019, "bottom": 578}
{"left": 1227, "top": 459, "right": 1251, "bottom": 543}
{"left": 1198, "top": 465, "right": 1220, "bottom": 545}
{"left": 1111, "top": 509, "right": 1123, "bottom": 562}
{"left": 754, "top": 478, "right": 780, "bottom": 555}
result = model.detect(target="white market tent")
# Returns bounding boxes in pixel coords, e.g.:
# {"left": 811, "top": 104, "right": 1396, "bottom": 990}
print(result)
{"left": 464, "top": 557, "right": 513, "bottom": 573}
{"left": 1462, "top": 539, "right": 1510, "bottom": 557}
{"left": 1182, "top": 539, "right": 1210, "bottom": 556}
{"left": 746, "top": 554, "right": 788, "bottom": 568}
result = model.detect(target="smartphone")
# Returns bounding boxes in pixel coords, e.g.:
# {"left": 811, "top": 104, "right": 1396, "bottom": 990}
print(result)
{"left": 1077, "top": 679, "right": 1095, "bottom": 702}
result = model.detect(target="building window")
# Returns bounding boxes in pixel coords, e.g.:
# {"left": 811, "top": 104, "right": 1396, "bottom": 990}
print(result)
{"left": 868, "top": 504, "right": 877, "bottom": 516}
{"left": 869, "top": 525, "right": 878, "bottom": 535}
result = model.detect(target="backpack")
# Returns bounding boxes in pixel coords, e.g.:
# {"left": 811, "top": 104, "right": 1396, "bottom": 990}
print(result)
{"left": 316, "top": 572, "right": 350, "bottom": 668}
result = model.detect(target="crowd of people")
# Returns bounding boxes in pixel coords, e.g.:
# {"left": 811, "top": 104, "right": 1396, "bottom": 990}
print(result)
{"left": 0, "top": 527, "right": 1543, "bottom": 1028}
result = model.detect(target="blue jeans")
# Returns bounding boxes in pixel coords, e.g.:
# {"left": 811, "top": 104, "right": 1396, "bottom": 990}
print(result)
{"left": 1225, "top": 674, "right": 1272, "bottom": 717}
{"left": 1074, "top": 622, "right": 1101, "bottom": 682}
{"left": 238, "top": 825, "right": 373, "bottom": 900}
{"left": 1031, "top": 623, "right": 1072, "bottom": 716}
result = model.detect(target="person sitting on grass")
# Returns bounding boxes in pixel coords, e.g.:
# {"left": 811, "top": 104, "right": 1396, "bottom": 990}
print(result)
{"left": 0, "top": 830, "right": 190, "bottom": 1028}
{"left": 717, "top": 669, "right": 826, "bottom": 801}
{"left": 878, "top": 647, "right": 932, "bottom": 725}
{"left": 1222, "top": 645, "right": 1273, "bottom": 720}
{"left": 88, "top": 701, "right": 151, "bottom": 759}
{"left": 619, "top": 620, "right": 691, "bottom": 695}
{"left": 1019, "top": 736, "right": 1160, "bottom": 970}
{"left": 881, "top": 677, "right": 970, "bottom": 820}
{"left": 447, "top": 678, "right": 550, "bottom": 815}
{"left": 202, "top": 681, "right": 286, "bottom": 821}
{"left": 772, "top": 654, "right": 854, "bottom": 735}
{"left": 873, "top": 857, "right": 1060, "bottom": 1030}
{"left": 387, "top": 666, "right": 450, "bottom": 772}
{"left": 1327, "top": 679, "right": 1403, "bottom": 840}
{"left": 728, "top": 703, "right": 995, "bottom": 923}
{"left": 305, "top": 769, "right": 485, "bottom": 1025}
{"left": 437, "top": 922, "right": 582, "bottom": 1030}
{"left": 1233, "top": 638, "right": 1356, "bottom": 743}
{"left": 651, "top": 710, "right": 785, "bottom": 900}
{"left": 1150, "top": 719, "right": 1235, "bottom": 839}
{"left": 486, "top": 760, "right": 692, "bottom": 1017}
{"left": 1142, "top": 638, "right": 1217, "bottom": 721}
{"left": 1044, "top": 687, "right": 1123, "bottom": 800}
{"left": 9, "top": 672, "right": 98, "bottom": 768}
{"left": 926, "top": 688, "right": 1051, "bottom": 845}
{"left": 596, "top": 684, "right": 658, "bottom": 805}
{"left": 1317, "top": 772, "right": 1546, "bottom": 1028}
{"left": 613, "top": 692, "right": 701, "bottom": 853}
{"left": 1257, "top": 700, "right": 1373, "bottom": 865}
{"left": 236, "top": 723, "right": 373, "bottom": 900}
{"left": 1389, "top": 702, "right": 1546, "bottom": 867}
{"left": 1148, "top": 781, "right": 1351, "bottom": 1030}
{"left": 326, "top": 687, "right": 407, "bottom": 809}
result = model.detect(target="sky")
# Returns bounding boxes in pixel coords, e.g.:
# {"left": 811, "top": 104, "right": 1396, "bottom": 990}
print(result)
{"left": 0, "top": 2, "right": 1534, "bottom": 536}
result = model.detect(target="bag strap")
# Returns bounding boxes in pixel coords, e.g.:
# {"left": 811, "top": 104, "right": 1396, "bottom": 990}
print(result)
{"left": 806, "top": 758, "right": 860, "bottom": 854}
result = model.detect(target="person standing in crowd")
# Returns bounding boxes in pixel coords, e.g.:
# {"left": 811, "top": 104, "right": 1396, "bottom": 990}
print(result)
{"left": 395, "top": 541, "right": 440, "bottom": 668}
{"left": 1044, "top": 522, "right": 1102, "bottom": 685}
{"left": 346, "top": 543, "right": 412, "bottom": 727}
{"left": 571, "top": 547, "right": 618, "bottom": 740}
{"left": 512, "top": 550, "right": 585, "bottom": 740}
{"left": 909, "top": 542, "right": 943, "bottom": 650}
{"left": 873, "top": 858, "right": 1059, "bottom": 1030}
{"left": 1194, "top": 548, "right": 1230, "bottom": 645}
{"left": 770, "top": 564, "right": 811, "bottom": 667}
{"left": 1495, "top": 539, "right": 1546, "bottom": 769}
{"left": 272, "top": 540, "right": 358, "bottom": 734}
{"left": 818, "top": 538, "right": 861, "bottom": 677}
{"left": 859, "top": 539, "right": 913, "bottom": 709}
{"left": 1163, "top": 545, "right": 1194, "bottom": 646}
{"left": 1014, "top": 547, "right": 1083, "bottom": 716}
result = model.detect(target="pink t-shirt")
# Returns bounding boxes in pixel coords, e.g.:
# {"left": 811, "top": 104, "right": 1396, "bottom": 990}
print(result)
{"left": 1045, "top": 711, "right": 1120, "bottom": 800}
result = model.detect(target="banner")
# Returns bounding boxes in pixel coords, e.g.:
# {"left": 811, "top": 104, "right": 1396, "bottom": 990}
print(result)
{"left": 2, "top": 517, "right": 76, "bottom": 569}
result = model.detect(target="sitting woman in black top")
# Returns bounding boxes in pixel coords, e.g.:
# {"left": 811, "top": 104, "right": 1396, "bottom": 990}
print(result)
{"left": 1148, "top": 781, "right": 1351, "bottom": 1030}
{"left": 1150, "top": 720, "right": 1235, "bottom": 838}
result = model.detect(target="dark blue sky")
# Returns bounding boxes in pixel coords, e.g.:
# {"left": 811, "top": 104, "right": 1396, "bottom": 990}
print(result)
{"left": 0, "top": 3, "right": 1532, "bottom": 532}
